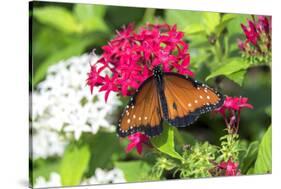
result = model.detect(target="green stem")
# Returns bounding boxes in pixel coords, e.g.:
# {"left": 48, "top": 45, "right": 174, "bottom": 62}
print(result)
{"left": 214, "top": 40, "right": 223, "bottom": 63}
{"left": 223, "top": 35, "right": 229, "bottom": 59}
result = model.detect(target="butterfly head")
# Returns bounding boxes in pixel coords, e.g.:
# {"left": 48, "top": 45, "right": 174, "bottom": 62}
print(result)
{"left": 153, "top": 65, "right": 163, "bottom": 77}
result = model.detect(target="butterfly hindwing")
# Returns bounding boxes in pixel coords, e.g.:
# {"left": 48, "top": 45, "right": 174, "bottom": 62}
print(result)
{"left": 117, "top": 77, "right": 163, "bottom": 137}
{"left": 163, "top": 73, "right": 224, "bottom": 127}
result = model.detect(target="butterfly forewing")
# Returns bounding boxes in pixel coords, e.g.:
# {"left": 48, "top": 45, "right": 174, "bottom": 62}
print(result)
{"left": 163, "top": 73, "right": 224, "bottom": 127}
{"left": 118, "top": 77, "right": 163, "bottom": 137}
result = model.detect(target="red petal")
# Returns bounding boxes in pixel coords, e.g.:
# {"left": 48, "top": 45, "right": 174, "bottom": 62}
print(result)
{"left": 126, "top": 142, "right": 137, "bottom": 153}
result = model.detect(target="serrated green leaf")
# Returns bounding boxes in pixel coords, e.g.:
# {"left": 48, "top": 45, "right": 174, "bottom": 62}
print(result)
{"left": 115, "top": 161, "right": 150, "bottom": 182}
{"left": 60, "top": 143, "right": 90, "bottom": 185}
{"left": 151, "top": 123, "right": 183, "bottom": 161}
{"left": 33, "top": 6, "right": 82, "bottom": 33}
{"left": 206, "top": 58, "right": 249, "bottom": 82}
{"left": 254, "top": 125, "right": 272, "bottom": 174}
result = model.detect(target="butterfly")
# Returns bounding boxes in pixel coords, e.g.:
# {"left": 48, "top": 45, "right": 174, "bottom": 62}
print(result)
{"left": 117, "top": 66, "right": 224, "bottom": 137}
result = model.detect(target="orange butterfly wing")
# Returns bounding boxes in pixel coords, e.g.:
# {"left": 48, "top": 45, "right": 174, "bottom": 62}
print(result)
{"left": 163, "top": 73, "right": 224, "bottom": 127}
{"left": 117, "top": 77, "right": 163, "bottom": 137}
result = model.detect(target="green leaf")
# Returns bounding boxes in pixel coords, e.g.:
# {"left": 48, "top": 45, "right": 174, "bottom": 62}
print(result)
{"left": 165, "top": 10, "right": 204, "bottom": 31}
{"left": 80, "top": 18, "right": 108, "bottom": 33}
{"left": 83, "top": 132, "right": 124, "bottom": 177}
{"left": 216, "top": 14, "right": 236, "bottom": 35}
{"left": 139, "top": 8, "right": 157, "bottom": 26}
{"left": 202, "top": 12, "right": 220, "bottom": 34}
{"left": 226, "top": 70, "right": 247, "bottom": 86}
{"left": 32, "top": 158, "right": 61, "bottom": 184}
{"left": 254, "top": 126, "right": 272, "bottom": 174}
{"left": 247, "top": 167, "right": 255, "bottom": 174}
{"left": 60, "top": 143, "right": 90, "bottom": 185}
{"left": 33, "top": 39, "right": 91, "bottom": 85}
{"left": 115, "top": 161, "right": 151, "bottom": 182}
{"left": 205, "top": 58, "right": 249, "bottom": 83}
{"left": 33, "top": 6, "right": 82, "bottom": 33}
{"left": 185, "top": 24, "right": 205, "bottom": 35}
{"left": 240, "top": 141, "right": 259, "bottom": 174}
{"left": 175, "top": 130, "right": 197, "bottom": 146}
{"left": 151, "top": 123, "right": 183, "bottom": 161}
{"left": 166, "top": 11, "right": 220, "bottom": 35}
{"left": 106, "top": 6, "right": 144, "bottom": 30}
{"left": 226, "top": 14, "right": 251, "bottom": 37}
{"left": 74, "top": 4, "right": 106, "bottom": 19}
{"left": 73, "top": 4, "right": 108, "bottom": 32}
{"left": 32, "top": 26, "right": 76, "bottom": 61}
{"left": 265, "top": 106, "right": 272, "bottom": 117}
{"left": 166, "top": 10, "right": 206, "bottom": 44}
{"left": 221, "top": 14, "right": 237, "bottom": 24}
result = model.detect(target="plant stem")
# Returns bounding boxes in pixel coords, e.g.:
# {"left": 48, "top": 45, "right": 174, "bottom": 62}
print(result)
{"left": 223, "top": 35, "right": 229, "bottom": 59}
{"left": 235, "top": 110, "right": 241, "bottom": 134}
{"left": 215, "top": 40, "right": 223, "bottom": 63}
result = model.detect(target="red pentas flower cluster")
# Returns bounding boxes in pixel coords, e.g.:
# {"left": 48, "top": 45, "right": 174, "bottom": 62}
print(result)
{"left": 125, "top": 132, "right": 149, "bottom": 155}
{"left": 237, "top": 16, "right": 271, "bottom": 64}
{"left": 218, "top": 159, "right": 240, "bottom": 176}
{"left": 87, "top": 23, "right": 193, "bottom": 101}
{"left": 215, "top": 96, "right": 253, "bottom": 134}
{"left": 216, "top": 96, "right": 253, "bottom": 116}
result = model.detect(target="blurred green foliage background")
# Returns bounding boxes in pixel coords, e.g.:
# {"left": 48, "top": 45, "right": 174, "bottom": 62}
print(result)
{"left": 30, "top": 1, "right": 271, "bottom": 187}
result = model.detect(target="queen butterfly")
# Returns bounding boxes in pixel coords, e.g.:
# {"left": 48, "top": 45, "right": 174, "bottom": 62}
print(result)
{"left": 117, "top": 66, "right": 224, "bottom": 137}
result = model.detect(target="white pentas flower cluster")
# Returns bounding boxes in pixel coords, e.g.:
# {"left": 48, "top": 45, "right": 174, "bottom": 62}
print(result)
{"left": 32, "top": 129, "right": 67, "bottom": 159}
{"left": 32, "top": 54, "right": 122, "bottom": 159}
{"left": 34, "top": 169, "right": 125, "bottom": 188}
{"left": 82, "top": 168, "right": 126, "bottom": 185}
{"left": 34, "top": 172, "right": 61, "bottom": 188}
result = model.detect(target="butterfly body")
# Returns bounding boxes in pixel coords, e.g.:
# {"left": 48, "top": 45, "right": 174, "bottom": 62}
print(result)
{"left": 117, "top": 66, "right": 224, "bottom": 137}
{"left": 152, "top": 66, "right": 169, "bottom": 120}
